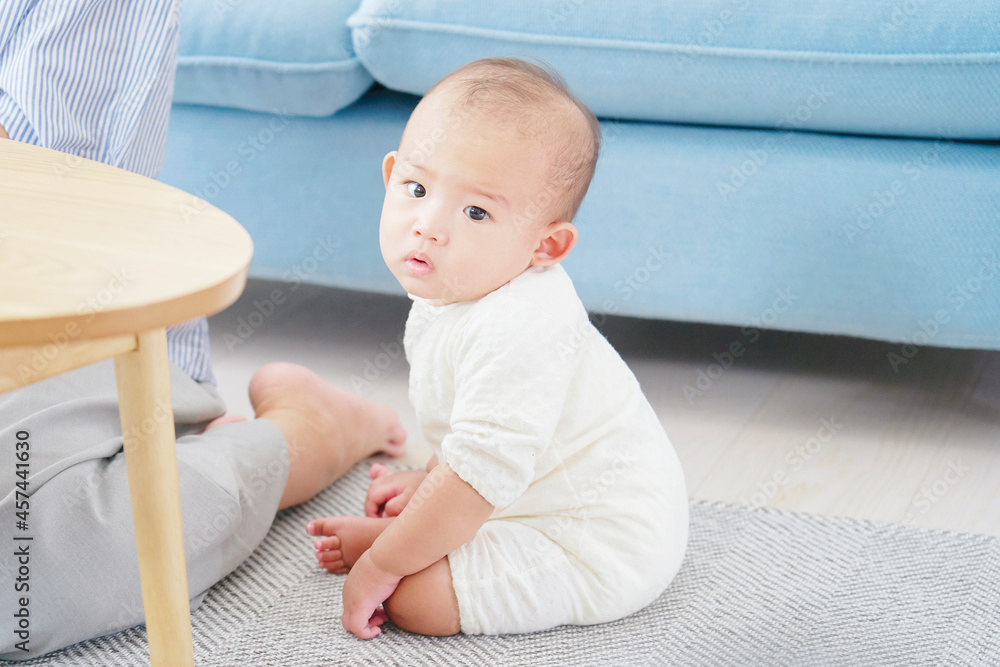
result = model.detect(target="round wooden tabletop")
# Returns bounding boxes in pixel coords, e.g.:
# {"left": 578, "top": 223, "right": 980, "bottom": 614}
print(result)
{"left": 0, "top": 140, "right": 253, "bottom": 346}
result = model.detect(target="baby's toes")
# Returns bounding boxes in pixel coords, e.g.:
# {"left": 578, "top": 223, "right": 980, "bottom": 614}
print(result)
{"left": 316, "top": 549, "right": 344, "bottom": 564}
{"left": 321, "top": 562, "right": 348, "bottom": 574}
{"left": 306, "top": 517, "right": 342, "bottom": 537}
{"left": 316, "top": 550, "right": 347, "bottom": 573}
{"left": 313, "top": 535, "right": 341, "bottom": 552}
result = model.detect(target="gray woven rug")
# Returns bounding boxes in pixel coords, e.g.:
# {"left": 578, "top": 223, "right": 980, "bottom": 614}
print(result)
{"left": 12, "top": 463, "right": 1000, "bottom": 666}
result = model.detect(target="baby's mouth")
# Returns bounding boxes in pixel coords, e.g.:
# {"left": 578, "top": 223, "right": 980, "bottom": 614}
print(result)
{"left": 405, "top": 252, "right": 433, "bottom": 276}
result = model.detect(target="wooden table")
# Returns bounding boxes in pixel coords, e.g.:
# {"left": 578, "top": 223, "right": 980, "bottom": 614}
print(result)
{"left": 0, "top": 139, "right": 253, "bottom": 665}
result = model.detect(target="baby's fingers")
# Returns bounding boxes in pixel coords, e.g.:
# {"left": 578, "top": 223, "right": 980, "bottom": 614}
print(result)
{"left": 369, "top": 463, "right": 392, "bottom": 480}
{"left": 382, "top": 491, "right": 412, "bottom": 517}
{"left": 343, "top": 607, "right": 388, "bottom": 640}
{"left": 370, "top": 608, "right": 389, "bottom": 632}
{"left": 365, "top": 484, "right": 400, "bottom": 517}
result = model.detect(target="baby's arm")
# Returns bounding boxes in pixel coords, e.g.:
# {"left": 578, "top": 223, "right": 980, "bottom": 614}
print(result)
{"left": 341, "top": 461, "right": 493, "bottom": 637}
{"left": 370, "top": 461, "right": 491, "bottom": 574}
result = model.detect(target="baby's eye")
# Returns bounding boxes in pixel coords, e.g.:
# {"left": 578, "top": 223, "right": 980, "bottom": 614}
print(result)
{"left": 464, "top": 205, "right": 490, "bottom": 221}
{"left": 406, "top": 181, "right": 426, "bottom": 198}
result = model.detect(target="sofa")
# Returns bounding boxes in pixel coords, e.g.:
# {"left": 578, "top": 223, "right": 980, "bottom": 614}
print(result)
{"left": 158, "top": 0, "right": 1000, "bottom": 353}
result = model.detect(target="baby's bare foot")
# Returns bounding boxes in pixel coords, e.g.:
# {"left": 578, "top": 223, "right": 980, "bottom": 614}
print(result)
{"left": 306, "top": 516, "right": 394, "bottom": 574}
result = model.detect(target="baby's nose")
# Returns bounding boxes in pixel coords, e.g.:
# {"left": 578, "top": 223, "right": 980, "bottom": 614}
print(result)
{"left": 413, "top": 221, "right": 445, "bottom": 243}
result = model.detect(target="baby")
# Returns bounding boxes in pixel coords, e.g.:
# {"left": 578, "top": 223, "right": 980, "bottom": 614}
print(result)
{"left": 306, "top": 57, "right": 689, "bottom": 639}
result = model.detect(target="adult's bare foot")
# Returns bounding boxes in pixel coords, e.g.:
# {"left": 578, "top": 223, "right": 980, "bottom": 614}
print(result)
{"left": 204, "top": 414, "right": 248, "bottom": 430}
{"left": 306, "top": 515, "right": 394, "bottom": 574}
{"left": 249, "top": 362, "right": 407, "bottom": 508}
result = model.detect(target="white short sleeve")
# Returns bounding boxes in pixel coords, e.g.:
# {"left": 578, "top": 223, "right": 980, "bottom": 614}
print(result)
{"left": 440, "top": 291, "right": 586, "bottom": 508}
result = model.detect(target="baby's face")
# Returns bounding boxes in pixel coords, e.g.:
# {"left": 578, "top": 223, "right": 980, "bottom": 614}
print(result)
{"left": 379, "top": 97, "right": 560, "bottom": 304}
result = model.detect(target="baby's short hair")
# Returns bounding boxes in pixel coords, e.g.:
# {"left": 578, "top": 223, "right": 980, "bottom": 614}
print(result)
{"left": 426, "top": 57, "right": 601, "bottom": 222}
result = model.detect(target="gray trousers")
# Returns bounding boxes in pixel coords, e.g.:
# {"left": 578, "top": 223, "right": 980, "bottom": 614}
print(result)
{"left": 0, "top": 361, "right": 288, "bottom": 659}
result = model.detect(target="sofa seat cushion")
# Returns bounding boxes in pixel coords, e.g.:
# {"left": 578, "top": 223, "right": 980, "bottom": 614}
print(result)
{"left": 174, "top": 0, "right": 372, "bottom": 116}
{"left": 158, "top": 90, "right": 1000, "bottom": 350}
{"left": 348, "top": 0, "right": 1000, "bottom": 140}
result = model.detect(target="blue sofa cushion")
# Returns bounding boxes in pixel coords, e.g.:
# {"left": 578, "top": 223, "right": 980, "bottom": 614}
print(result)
{"left": 174, "top": 0, "right": 373, "bottom": 116}
{"left": 158, "top": 90, "right": 1000, "bottom": 351}
{"left": 348, "top": 0, "right": 1000, "bottom": 140}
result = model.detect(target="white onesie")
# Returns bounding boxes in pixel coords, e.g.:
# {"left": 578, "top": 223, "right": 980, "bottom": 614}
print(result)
{"left": 404, "top": 264, "right": 689, "bottom": 634}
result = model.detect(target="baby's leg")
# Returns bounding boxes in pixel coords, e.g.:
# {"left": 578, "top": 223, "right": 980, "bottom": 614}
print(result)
{"left": 306, "top": 516, "right": 394, "bottom": 573}
{"left": 248, "top": 363, "right": 407, "bottom": 509}
{"left": 383, "top": 558, "right": 461, "bottom": 636}
{"left": 306, "top": 516, "right": 460, "bottom": 635}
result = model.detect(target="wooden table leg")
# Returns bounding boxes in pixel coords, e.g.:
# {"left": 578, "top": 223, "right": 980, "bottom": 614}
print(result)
{"left": 114, "top": 328, "right": 194, "bottom": 666}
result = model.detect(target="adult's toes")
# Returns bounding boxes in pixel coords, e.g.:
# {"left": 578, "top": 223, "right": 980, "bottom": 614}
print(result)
{"left": 205, "top": 415, "right": 249, "bottom": 430}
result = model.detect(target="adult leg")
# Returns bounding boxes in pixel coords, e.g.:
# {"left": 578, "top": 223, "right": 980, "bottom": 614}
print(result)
{"left": 0, "top": 360, "right": 405, "bottom": 659}
{"left": 247, "top": 362, "right": 406, "bottom": 509}
{"left": 0, "top": 360, "right": 263, "bottom": 659}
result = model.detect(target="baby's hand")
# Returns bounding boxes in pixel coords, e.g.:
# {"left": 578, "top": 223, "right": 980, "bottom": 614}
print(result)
{"left": 341, "top": 551, "right": 401, "bottom": 639}
{"left": 365, "top": 463, "right": 428, "bottom": 518}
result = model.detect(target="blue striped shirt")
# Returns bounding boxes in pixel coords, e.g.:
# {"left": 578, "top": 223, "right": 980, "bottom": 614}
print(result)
{"left": 0, "top": 0, "right": 214, "bottom": 383}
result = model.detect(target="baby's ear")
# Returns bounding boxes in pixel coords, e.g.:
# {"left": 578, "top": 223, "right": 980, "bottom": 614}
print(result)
{"left": 381, "top": 151, "right": 397, "bottom": 188}
{"left": 531, "top": 222, "right": 578, "bottom": 267}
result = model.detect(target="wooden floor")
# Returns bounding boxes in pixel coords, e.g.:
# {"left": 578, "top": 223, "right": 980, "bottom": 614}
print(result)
{"left": 208, "top": 279, "right": 1000, "bottom": 538}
